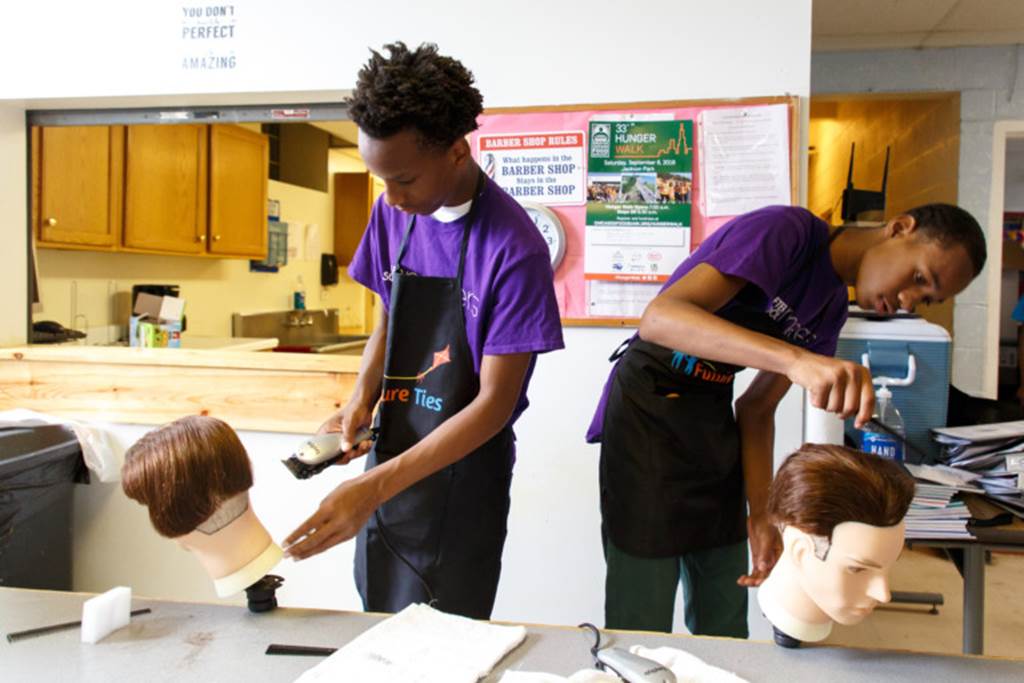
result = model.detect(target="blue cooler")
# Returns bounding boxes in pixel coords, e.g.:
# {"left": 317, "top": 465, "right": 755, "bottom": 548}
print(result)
{"left": 835, "top": 315, "right": 950, "bottom": 464}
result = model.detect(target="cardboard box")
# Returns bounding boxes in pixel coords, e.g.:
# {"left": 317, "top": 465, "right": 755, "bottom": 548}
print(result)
{"left": 133, "top": 292, "right": 185, "bottom": 323}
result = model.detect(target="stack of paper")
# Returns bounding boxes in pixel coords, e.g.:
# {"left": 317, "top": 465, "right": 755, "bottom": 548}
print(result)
{"left": 931, "top": 422, "right": 1024, "bottom": 519}
{"left": 903, "top": 480, "right": 974, "bottom": 540}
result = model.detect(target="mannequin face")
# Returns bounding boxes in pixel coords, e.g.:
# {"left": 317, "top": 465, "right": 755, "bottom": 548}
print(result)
{"left": 790, "top": 520, "right": 905, "bottom": 625}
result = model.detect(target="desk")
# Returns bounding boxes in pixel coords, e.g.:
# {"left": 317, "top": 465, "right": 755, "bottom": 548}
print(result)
{"left": 907, "top": 537, "right": 1023, "bottom": 657}
{"left": 2, "top": 588, "right": 1023, "bottom": 682}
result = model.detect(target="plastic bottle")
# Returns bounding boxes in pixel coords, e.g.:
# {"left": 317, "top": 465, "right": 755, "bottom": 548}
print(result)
{"left": 293, "top": 275, "right": 306, "bottom": 310}
{"left": 859, "top": 385, "right": 906, "bottom": 461}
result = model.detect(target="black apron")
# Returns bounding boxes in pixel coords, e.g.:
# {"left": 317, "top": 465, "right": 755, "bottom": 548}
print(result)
{"left": 600, "top": 228, "right": 845, "bottom": 559}
{"left": 355, "top": 173, "right": 514, "bottom": 619}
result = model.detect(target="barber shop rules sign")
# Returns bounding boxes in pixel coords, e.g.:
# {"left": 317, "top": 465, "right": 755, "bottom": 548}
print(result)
{"left": 478, "top": 132, "right": 586, "bottom": 206}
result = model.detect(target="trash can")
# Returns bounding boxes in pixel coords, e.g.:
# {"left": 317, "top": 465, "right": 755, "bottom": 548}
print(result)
{"left": 0, "top": 424, "right": 86, "bottom": 590}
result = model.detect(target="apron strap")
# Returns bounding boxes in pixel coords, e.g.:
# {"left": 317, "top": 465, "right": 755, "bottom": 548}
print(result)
{"left": 609, "top": 335, "right": 636, "bottom": 362}
{"left": 395, "top": 213, "right": 417, "bottom": 269}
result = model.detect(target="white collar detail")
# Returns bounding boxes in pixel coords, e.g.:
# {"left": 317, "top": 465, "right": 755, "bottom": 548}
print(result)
{"left": 431, "top": 198, "right": 473, "bottom": 223}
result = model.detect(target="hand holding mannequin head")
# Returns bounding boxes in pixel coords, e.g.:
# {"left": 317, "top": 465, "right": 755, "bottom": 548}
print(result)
{"left": 121, "top": 416, "right": 282, "bottom": 600}
{"left": 758, "top": 444, "right": 914, "bottom": 647}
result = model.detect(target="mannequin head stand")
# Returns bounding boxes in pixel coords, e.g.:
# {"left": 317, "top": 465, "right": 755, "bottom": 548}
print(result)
{"left": 759, "top": 443, "right": 915, "bottom": 648}
{"left": 122, "top": 415, "right": 285, "bottom": 611}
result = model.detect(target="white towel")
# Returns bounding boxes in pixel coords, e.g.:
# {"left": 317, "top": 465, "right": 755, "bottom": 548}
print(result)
{"left": 295, "top": 603, "right": 527, "bottom": 683}
{"left": 500, "top": 644, "right": 748, "bottom": 683}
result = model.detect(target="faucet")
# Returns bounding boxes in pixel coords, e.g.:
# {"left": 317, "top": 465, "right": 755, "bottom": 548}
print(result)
{"left": 285, "top": 310, "right": 315, "bottom": 327}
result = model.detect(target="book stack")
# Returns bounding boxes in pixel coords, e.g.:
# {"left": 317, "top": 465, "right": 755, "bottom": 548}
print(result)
{"left": 902, "top": 464, "right": 976, "bottom": 539}
{"left": 931, "top": 421, "right": 1024, "bottom": 520}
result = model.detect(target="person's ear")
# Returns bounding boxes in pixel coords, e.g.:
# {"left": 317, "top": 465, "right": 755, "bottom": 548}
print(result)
{"left": 886, "top": 213, "right": 917, "bottom": 239}
{"left": 448, "top": 137, "right": 471, "bottom": 168}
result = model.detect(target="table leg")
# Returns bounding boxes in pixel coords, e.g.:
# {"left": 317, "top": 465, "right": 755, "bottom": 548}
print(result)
{"left": 962, "top": 544, "right": 985, "bottom": 655}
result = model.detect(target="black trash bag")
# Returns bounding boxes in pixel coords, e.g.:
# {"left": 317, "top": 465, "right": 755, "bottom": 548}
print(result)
{"left": 0, "top": 425, "right": 86, "bottom": 590}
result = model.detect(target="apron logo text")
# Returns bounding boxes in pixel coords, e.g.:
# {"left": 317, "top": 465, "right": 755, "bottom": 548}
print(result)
{"left": 670, "top": 351, "right": 733, "bottom": 384}
{"left": 381, "top": 386, "right": 445, "bottom": 413}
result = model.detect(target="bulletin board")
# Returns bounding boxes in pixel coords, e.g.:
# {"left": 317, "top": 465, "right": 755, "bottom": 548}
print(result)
{"left": 469, "top": 96, "right": 799, "bottom": 327}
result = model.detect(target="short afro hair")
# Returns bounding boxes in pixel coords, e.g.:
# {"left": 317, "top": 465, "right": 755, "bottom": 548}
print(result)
{"left": 906, "top": 203, "right": 987, "bottom": 277}
{"left": 347, "top": 42, "right": 483, "bottom": 150}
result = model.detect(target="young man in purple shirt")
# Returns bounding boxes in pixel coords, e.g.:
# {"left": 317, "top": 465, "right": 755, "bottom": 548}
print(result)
{"left": 588, "top": 203, "right": 986, "bottom": 637}
{"left": 285, "top": 42, "right": 564, "bottom": 619}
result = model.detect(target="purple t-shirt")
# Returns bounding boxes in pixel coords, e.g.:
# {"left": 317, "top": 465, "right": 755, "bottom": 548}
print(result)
{"left": 349, "top": 175, "right": 565, "bottom": 428}
{"left": 587, "top": 205, "right": 848, "bottom": 442}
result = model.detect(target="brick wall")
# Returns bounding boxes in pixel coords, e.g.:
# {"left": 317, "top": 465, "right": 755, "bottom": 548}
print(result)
{"left": 813, "top": 45, "right": 1024, "bottom": 397}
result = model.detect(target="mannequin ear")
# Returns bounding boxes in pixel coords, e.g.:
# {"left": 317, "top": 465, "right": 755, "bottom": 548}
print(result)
{"left": 788, "top": 529, "right": 816, "bottom": 568}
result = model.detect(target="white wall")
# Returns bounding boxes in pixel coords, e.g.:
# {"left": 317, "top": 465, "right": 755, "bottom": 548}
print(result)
{"left": 10, "top": 0, "right": 813, "bottom": 639}
{"left": 999, "top": 142, "right": 1024, "bottom": 344}
{"left": 0, "top": 106, "right": 27, "bottom": 346}
{"left": 1007, "top": 141, "right": 1024, "bottom": 212}
{"left": 812, "top": 45, "right": 1024, "bottom": 398}
{"left": 3, "top": 1, "right": 809, "bottom": 106}
{"left": 73, "top": 425, "right": 367, "bottom": 612}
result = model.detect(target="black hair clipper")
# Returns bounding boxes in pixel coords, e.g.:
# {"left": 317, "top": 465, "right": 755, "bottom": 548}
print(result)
{"left": 282, "top": 428, "right": 376, "bottom": 479}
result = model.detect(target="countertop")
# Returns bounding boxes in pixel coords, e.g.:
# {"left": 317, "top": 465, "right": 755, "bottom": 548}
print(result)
{"left": 177, "top": 335, "right": 279, "bottom": 352}
{"left": 1, "top": 344, "right": 362, "bottom": 373}
{"left": 2, "top": 588, "right": 1023, "bottom": 682}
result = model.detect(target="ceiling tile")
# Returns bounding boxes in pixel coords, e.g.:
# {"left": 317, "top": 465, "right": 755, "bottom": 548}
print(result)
{"left": 938, "top": 0, "right": 1024, "bottom": 32}
{"left": 813, "top": 0, "right": 957, "bottom": 36}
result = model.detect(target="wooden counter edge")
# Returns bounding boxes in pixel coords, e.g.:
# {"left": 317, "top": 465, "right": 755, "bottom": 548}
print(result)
{"left": 0, "top": 346, "right": 360, "bottom": 434}
{"left": 0, "top": 345, "right": 362, "bottom": 373}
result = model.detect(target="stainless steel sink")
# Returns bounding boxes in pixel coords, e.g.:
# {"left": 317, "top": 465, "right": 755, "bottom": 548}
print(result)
{"left": 231, "top": 309, "right": 368, "bottom": 354}
{"left": 307, "top": 335, "right": 368, "bottom": 353}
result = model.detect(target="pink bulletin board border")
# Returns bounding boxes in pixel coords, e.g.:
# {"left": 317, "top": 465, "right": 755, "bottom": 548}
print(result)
{"left": 470, "top": 96, "right": 799, "bottom": 326}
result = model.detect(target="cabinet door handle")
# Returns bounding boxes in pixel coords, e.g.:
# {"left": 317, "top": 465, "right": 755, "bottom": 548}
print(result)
{"left": 196, "top": 234, "right": 206, "bottom": 242}
{"left": 44, "top": 217, "right": 58, "bottom": 227}
{"left": 213, "top": 235, "right": 222, "bottom": 242}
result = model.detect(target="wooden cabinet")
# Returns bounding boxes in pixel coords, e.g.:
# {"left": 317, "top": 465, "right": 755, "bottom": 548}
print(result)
{"left": 208, "top": 125, "right": 268, "bottom": 257}
{"left": 123, "top": 125, "right": 208, "bottom": 254}
{"left": 333, "top": 171, "right": 373, "bottom": 265}
{"left": 33, "top": 123, "right": 269, "bottom": 259}
{"left": 33, "top": 126, "right": 123, "bottom": 249}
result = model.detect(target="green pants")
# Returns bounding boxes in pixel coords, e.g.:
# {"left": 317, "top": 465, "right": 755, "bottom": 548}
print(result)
{"left": 604, "top": 537, "right": 749, "bottom": 637}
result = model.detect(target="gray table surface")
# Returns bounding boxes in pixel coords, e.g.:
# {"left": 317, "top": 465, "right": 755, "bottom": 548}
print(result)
{"left": 3, "top": 587, "right": 1023, "bottom": 682}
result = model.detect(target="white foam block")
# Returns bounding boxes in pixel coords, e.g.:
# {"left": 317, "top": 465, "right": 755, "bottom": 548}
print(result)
{"left": 81, "top": 586, "right": 132, "bottom": 644}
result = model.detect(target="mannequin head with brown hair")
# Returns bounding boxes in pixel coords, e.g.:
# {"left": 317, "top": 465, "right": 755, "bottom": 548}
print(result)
{"left": 758, "top": 443, "right": 915, "bottom": 647}
{"left": 122, "top": 415, "right": 282, "bottom": 598}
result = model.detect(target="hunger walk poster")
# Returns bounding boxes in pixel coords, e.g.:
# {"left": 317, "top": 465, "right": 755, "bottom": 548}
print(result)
{"left": 584, "top": 118, "right": 693, "bottom": 285}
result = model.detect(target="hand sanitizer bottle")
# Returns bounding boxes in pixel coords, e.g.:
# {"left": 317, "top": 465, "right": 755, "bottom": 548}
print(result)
{"left": 860, "top": 385, "right": 906, "bottom": 461}
{"left": 293, "top": 275, "right": 306, "bottom": 310}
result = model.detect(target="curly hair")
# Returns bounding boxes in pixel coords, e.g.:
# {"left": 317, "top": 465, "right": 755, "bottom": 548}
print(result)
{"left": 767, "top": 443, "right": 914, "bottom": 540}
{"left": 347, "top": 41, "right": 483, "bottom": 150}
